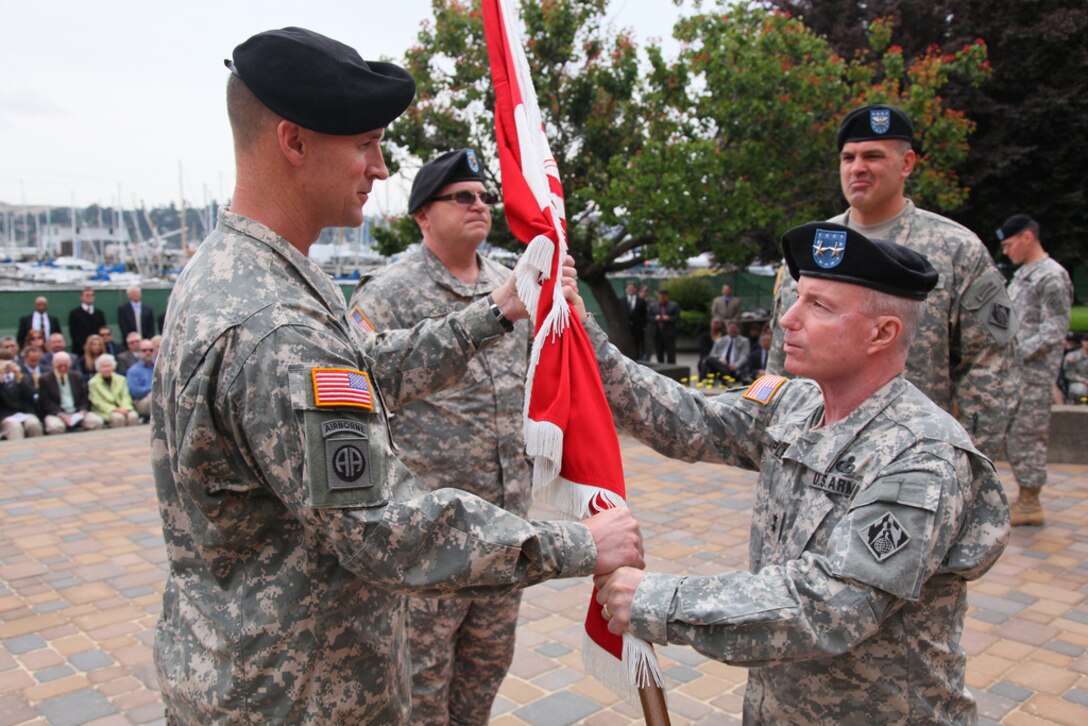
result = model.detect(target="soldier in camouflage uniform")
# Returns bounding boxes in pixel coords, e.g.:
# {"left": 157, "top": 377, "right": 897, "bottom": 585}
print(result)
{"left": 592, "top": 223, "right": 1010, "bottom": 724}
{"left": 152, "top": 28, "right": 644, "bottom": 724}
{"left": 997, "top": 215, "right": 1074, "bottom": 525}
{"left": 350, "top": 149, "right": 530, "bottom": 725}
{"left": 1065, "top": 336, "right": 1088, "bottom": 403}
{"left": 767, "top": 105, "right": 1019, "bottom": 459}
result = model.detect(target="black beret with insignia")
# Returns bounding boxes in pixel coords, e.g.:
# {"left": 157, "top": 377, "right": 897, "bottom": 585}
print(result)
{"left": 782, "top": 222, "right": 938, "bottom": 300}
{"left": 837, "top": 104, "right": 914, "bottom": 151}
{"left": 995, "top": 213, "right": 1036, "bottom": 241}
{"left": 407, "top": 148, "right": 487, "bottom": 214}
{"left": 226, "top": 27, "right": 416, "bottom": 135}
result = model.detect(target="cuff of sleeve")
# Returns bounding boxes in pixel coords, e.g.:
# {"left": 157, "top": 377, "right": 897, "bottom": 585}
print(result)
{"left": 630, "top": 572, "right": 682, "bottom": 644}
{"left": 459, "top": 297, "right": 508, "bottom": 348}
{"left": 551, "top": 521, "right": 597, "bottom": 578}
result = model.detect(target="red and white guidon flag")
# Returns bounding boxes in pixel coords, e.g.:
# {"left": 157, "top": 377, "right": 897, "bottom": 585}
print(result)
{"left": 482, "top": 0, "right": 662, "bottom": 704}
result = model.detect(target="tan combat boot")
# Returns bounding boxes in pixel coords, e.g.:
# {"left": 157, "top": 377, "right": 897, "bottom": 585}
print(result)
{"left": 1009, "top": 487, "right": 1044, "bottom": 527}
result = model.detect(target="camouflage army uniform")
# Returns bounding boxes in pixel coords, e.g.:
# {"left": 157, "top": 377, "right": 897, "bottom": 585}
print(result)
{"left": 1004, "top": 256, "right": 1073, "bottom": 488}
{"left": 768, "top": 201, "right": 1020, "bottom": 458}
{"left": 152, "top": 210, "right": 596, "bottom": 724}
{"left": 588, "top": 320, "right": 1010, "bottom": 724}
{"left": 1065, "top": 348, "right": 1088, "bottom": 403}
{"left": 351, "top": 246, "right": 531, "bottom": 725}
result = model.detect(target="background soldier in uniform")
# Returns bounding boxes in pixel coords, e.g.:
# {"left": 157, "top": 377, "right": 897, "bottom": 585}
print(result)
{"left": 996, "top": 214, "right": 1074, "bottom": 525}
{"left": 350, "top": 149, "right": 529, "bottom": 724}
{"left": 1065, "top": 335, "right": 1088, "bottom": 403}
{"left": 152, "top": 28, "right": 643, "bottom": 724}
{"left": 767, "top": 104, "right": 1019, "bottom": 459}
{"left": 587, "top": 223, "right": 1009, "bottom": 723}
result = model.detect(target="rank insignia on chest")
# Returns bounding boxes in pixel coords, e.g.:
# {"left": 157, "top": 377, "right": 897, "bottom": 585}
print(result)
{"left": 858, "top": 511, "right": 911, "bottom": 562}
{"left": 312, "top": 368, "right": 374, "bottom": 410}
{"left": 744, "top": 375, "right": 788, "bottom": 405}
{"left": 350, "top": 306, "right": 376, "bottom": 333}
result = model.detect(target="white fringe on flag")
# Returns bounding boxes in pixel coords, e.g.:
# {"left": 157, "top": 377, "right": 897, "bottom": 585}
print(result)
{"left": 582, "top": 628, "right": 666, "bottom": 709}
{"left": 523, "top": 418, "right": 562, "bottom": 490}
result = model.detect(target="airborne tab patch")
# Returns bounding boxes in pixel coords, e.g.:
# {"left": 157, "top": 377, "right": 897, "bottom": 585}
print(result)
{"left": 312, "top": 368, "right": 374, "bottom": 410}
{"left": 322, "top": 419, "right": 372, "bottom": 491}
{"left": 744, "top": 375, "right": 787, "bottom": 405}
{"left": 350, "top": 306, "right": 376, "bottom": 333}
{"left": 859, "top": 511, "right": 911, "bottom": 562}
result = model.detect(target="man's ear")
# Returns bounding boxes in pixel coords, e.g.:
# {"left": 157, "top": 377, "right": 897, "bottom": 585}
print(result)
{"left": 276, "top": 121, "right": 306, "bottom": 167}
{"left": 900, "top": 148, "right": 917, "bottom": 180}
{"left": 869, "top": 315, "right": 903, "bottom": 354}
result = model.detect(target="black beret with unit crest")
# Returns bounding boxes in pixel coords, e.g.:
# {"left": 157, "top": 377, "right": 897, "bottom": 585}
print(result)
{"left": 782, "top": 222, "right": 938, "bottom": 300}
{"left": 226, "top": 27, "right": 416, "bottom": 135}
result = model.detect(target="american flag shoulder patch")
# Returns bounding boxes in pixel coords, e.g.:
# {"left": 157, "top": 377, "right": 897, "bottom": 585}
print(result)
{"left": 350, "top": 306, "right": 376, "bottom": 333}
{"left": 312, "top": 368, "right": 374, "bottom": 410}
{"left": 743, "top": 375, "right": 788, "bottom": 405}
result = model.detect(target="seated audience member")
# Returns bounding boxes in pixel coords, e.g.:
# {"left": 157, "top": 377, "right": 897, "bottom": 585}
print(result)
{"left": 699, "top": 321, "right": 750, "bottom": 382}
{"left": 744, "top": 330, "right": 773, "bottom": 384}
{"left": 126, "top": 341, "right": 155, "bottom": 419}
{"left": 80, "top": 334, "right": 106, "bottom": 377}
{"left": 1, "top": 357, "right": 43, "bottom": 439}
{"left": 150, "top": 334, "right": 162, "bottom": 363}
{"left": 22, "top": 329, "right": 48, "bottom": 363}
{"left": 49, "top": 332, "right": 68, "bottom": 355}
{"left": 0, "top": 336, "right": 19, "bottom": 361}
{"left": 39, "top": 352, "right": 104, "bottom": 434}
{"left": 698, "top": 319, "right": 726, "bottom": 360}
{"left": 18, "top": 345, "right": 50, "bottom": 407}
{"left": 88, "top": 354, "right": 139, "bottom": 427}
{"left": 1066, "top": 334, "right": 1088, "bottom": 405}
{"left": 98, "top": 326, "right": 120, "bottom": 357}
{"left": 118, "top": 331, "right": 142, "bottom": 372}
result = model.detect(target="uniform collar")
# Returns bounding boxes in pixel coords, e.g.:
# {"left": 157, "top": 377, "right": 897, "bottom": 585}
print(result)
{"left": 777, "top": 376, "right": 909, "bottom": 473}
{"left": 418, "top": 244, "right": 504, "bottom": 297}
{"left": 219, "top": 208, "right": 347, "bottom": 314}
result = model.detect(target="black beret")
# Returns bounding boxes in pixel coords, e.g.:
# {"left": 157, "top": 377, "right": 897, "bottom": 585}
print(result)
{"left": 226, "top": 27, "right": 415, "bottom": 135}
{"left": 407, "top": 148, "right": 487, "bottom": 214}
{"left": 995, "top": 213, "right": 1035, "bottom": 241}
{"left": 782, "top": 222, "right": 938, "bottom": 300}
{"left": 837, "top": 104, "right": 914, "bottom": 151}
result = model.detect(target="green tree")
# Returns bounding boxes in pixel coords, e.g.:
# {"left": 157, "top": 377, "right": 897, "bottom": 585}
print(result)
{"left": 764, "top": 0, "right": 1088, "bottom": 270}
{"left": 602, "top": 5, "right": 988, "bottom": 268}
{"left": 384, "top": 0, "right": 989, "bottom": 350}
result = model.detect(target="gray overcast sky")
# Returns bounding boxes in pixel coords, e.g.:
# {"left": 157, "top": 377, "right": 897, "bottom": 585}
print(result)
{"left": 0, "top": 0, "right": 681, "bottom": 215}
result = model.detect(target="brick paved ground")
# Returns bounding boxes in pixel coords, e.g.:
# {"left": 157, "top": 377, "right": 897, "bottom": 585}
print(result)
{"left": 2, "top": 426, "right": 1087, "bottom": 725}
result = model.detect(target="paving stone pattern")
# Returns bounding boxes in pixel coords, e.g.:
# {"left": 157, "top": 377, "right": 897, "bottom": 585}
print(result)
{"left": 2, "top": 427, "right": 1087, "bottom": 725}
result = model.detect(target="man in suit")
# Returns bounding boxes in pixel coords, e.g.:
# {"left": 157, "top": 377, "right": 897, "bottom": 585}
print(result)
{"left": 118, "top": 331, "right": 142, "bottom": 373}
{"left": 98, "top": 326, "right": 121, "bottom": 357}
{"left": 17, "top": 296, "right": 62, "bottom": 347}
{"left": 18, "top": 345, "right": 50, "bottom": 408}
{"left": 68, "top": 287, "right": 107, "bottom": 357}
{"left": 745, "top": 329, "right": 772, "bottom": 384}
{"left": 623, "top": 281, "right": 647, "bottom": 360}
{"left": 648, "top": 288, "right": 680, "bottom": 364}
{"left": 118, "top": 286, "right": 157, "bottom": 341}
{"left": 39, "top": 352, "right": 103, "bottom": 434}
{"left": 711, "top": 284, "right": 743, "bottom": 325}
{"left": 700, "top": 321, "right": 750, "bottom": 381}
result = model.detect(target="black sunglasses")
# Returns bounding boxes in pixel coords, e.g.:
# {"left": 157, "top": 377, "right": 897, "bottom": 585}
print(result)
{"left": 430, "top": 190, "right": 500, "bottom": 206}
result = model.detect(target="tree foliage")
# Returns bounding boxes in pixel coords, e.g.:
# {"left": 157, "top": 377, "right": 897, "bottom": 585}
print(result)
{"left": 383, "top": 0, "right": 990, "bottom": 347}
{"left": 763, "top": 0, "right": 1088, "bottom": 270}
